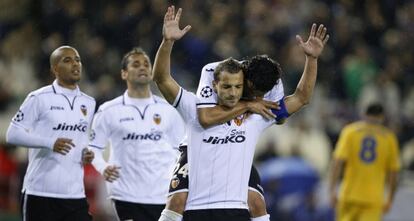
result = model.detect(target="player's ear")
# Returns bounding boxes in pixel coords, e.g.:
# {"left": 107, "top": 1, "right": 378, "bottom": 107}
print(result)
{"left": 121, "top": 69, "right": 127, "bottom": 80}
{"left": 50, "top": 64, "right": 58, "bottom": 76}
{"left": 212, "top": 80, "right": 218, "bottom": 93}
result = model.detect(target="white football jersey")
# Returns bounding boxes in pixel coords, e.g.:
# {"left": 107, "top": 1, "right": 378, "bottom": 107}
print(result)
{"left": 89, "top": 91, "right": 185, "bottom": 204}
{"left": 8, "top": 80, "right": 95, "bottom": 199}
{"left": 196, "top": 61, "right": 285, "bottom": 108}
{"left": 173, "top": 88, "right": 275, "bottom": 210}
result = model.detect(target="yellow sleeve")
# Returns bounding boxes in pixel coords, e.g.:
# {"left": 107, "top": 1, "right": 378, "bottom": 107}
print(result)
{"left": 388, "top": 132, "right": 401, "bottom": 171}
{"left": 334, "top": 126, "right": 351, "bottom": 160}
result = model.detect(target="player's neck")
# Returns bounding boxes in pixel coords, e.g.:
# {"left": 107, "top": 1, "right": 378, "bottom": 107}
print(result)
{"left": 56, "top": 79, "right": 77, "bottom": 90}
{"left": 127, "top": 84, "right": 151, "bottom": 98}
{"left": 364, "top": 116, "right": 384, "bottom": 125}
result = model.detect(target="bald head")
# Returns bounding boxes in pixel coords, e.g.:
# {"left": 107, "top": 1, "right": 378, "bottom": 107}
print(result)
{"left": 50, "top": 46, "right": 78, "bottom": 67}
{"left": 49, "top": 46, "right": 82, "bottom": 89}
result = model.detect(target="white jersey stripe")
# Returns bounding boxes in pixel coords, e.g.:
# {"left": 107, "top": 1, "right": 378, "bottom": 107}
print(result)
{"left": 23, "top": 193, "right": 28, "bottom": 221}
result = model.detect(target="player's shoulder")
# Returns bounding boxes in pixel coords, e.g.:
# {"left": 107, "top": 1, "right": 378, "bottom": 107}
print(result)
{"left": 80, "top": 91, "right": 96, "bottom": 104}
{"left": 97, "top": 96, "right": 123, "bottom": 112}
{"left": 27, "top": 85, "right": 55, "bottom": 98}
{"left": 153, "top": 95, "right": 170, "bottom": 105}
{"left": 342, "top": 122, "right": 363, "bottom": 134}
{"left": 201, "top": 61, "right": 221, "bottom": 73}
{"left": 174, "top": 88, "right": 198, "bottom": 107}
{"left": 153, "top": 95, "right": 180, "bottom": 113}
{"left": 378, "top": 125, "right": 396, "bottom": 137}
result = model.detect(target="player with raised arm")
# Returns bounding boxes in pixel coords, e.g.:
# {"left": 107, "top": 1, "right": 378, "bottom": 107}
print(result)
{"left": 6, "top": 46, "right": 95, "bottom": 221}
{"left": 88, "top": 47, "right": 185, "bottom": 221}
{"left": 164, "top": 56, "right": 285, "bottom": 221}
{"left": 160, "top": 11, "right": 329, "bottom": 221}
{"left": 155, "top": 6, "right": 328, "bottom": 221}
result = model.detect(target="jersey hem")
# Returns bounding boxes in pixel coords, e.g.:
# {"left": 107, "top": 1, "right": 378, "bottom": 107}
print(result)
{"left": 168, "top": 189, "right": 189, "bottom": 196}
{"left": 23, "top": 189, "right": 85, "bottom": 199}
{"left": 110, "top": 195, "right": 168, "bottom": 205}
{"left": 248, "top": 187, "right": 264, "bottom": 199}
{"left": 186, "top": 202, "right": 248, "bottom": 210}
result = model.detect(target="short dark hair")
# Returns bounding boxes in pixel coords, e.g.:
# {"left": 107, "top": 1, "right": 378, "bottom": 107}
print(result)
{"left": 121, "top": 47, "right": 149, "bottom": 70}
{"left": 365, "top": 103, "right": 384, "bottom": 116}
{"left": 243, "top": 55, "right": 283, "bottom": 93}
{"left": 213, "top": 58, "right": 244, "bottom": 81}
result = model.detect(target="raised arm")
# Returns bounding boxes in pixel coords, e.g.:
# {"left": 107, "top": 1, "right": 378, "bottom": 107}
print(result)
{"left": 153, "top": 6, "right": 191, "bottom": 104}
{"left": 284, "top": 24, "right": 329, "bottom": 114}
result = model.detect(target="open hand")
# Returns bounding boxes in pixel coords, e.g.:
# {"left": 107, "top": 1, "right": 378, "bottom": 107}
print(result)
{"left": 163, "top": 6, "right": 191, "bottom": 41}
{"left": 296, "top": 24, "right": 329, "bottom": 59}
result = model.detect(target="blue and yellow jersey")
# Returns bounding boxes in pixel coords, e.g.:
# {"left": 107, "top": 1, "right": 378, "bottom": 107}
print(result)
{"left": 334, "top": 121, "right": 400, "bottom": 206}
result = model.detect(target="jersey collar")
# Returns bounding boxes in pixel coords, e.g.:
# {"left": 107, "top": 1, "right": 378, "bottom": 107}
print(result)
{"left": 122, "top": 90, "right": 157, "bottom": 107}
{"left": 52, "top": 80, "right": 81, "bottom": 96}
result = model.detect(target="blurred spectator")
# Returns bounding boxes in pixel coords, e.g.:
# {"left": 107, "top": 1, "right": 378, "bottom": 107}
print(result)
{"left": 0, "top": 143, "right": 19, "bottom": 213}
{"left": 256, "top": 116, "right": 331, "bottom": 175}
{"left": 258, "top": 157, "right": 325, "bottom": 221}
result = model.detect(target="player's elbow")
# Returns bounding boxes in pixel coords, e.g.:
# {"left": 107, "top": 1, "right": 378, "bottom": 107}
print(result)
{"left": 198, "top": 116, "right": 212, "bottom": 129}
{"left": 5, "top": 125, "right": 16, "bottom": 145}
{"left": 152, "top": 71, "right": 163, "bottom": 83}
{"left": 294, "top": 88, "right": 311, "bottom": 106}
{"left": 197, "top": 109, "right": 212, "bottom": 129}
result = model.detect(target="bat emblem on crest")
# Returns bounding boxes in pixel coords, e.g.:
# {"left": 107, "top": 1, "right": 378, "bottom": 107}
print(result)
{"left": 153, "top": 114, "right": 161, "bottom": 125}
{"left": 80, "top": 105, "right": 87, "bottom": 116}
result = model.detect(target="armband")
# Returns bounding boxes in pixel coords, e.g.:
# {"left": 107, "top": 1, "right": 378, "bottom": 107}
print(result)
{"left": 271, "top": 97, "right": 289, "bottom": 124}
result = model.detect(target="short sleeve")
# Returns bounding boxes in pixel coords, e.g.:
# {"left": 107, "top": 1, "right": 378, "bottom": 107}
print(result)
{"left": 388, "top": 132, "right": 401, "bottom": 171}
{"left": 89, "top": 108, "right": 110, "bottom": 149}
{"left": 263, "top": 79, "right": 285, "bottom": 102}
{"left": 334, "top": 127, "right": 351, "bottom": 160}
{"left": 173, "top": 88, "right": 198, "bottom": 123}
{"left": 196, "top": 62, "right": 220, "bottom": 108}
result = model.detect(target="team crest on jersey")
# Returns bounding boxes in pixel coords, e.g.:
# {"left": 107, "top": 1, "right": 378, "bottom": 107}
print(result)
{"left": 153, "top": 114, "right": 161, "bottom": 125}
{"left": 233, "top": 115, "right": 245, "bottom": 126}
{"left": 80, "top": 105, "right": 87, "bottom": 116}
{"left": 171, "top": 177, "right": 180, "bottom": 189}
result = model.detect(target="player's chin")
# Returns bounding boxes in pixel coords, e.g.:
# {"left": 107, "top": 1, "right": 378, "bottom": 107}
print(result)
{"left": 70, "top": 76, "right": 81, "bottom": 82}
{"left": 224, "top": 100, "right": 238, "bottom": 108}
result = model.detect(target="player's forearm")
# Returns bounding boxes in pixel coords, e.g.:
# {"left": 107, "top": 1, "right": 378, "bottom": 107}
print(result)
{"left": 198, "top": 103, "right": 248, "bottom": 128}
{"left": 328, "top": 159, "right": 343, "bottom": 198}
{"left": 6, "top": 123, "right": 55, "bottom": 150}
{"left": 285, "top": 56, "right": 318, "bottom": 114}
{"left": 387, "top": 171, "right": 399, "bottom": 204}
{"left": 90, "top": 147, "right": 109, "bottom": 175}
{"left": 153, "top": 39, "right": 180, "bottom": 104}
{"left": 153, "top": 39, "right": 174, "bottom": 84}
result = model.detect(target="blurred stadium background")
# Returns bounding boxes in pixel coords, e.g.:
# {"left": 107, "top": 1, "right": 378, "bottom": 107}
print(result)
{"left": 0, "top": 0, "right": 413, "bottom": 220}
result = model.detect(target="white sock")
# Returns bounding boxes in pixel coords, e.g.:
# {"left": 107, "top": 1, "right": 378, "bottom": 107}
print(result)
{"left": 158, "top": 209, "right": 183, "bottom": 221}
{"left": 251, "top": 214, "right": 270, "bottom": 221}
